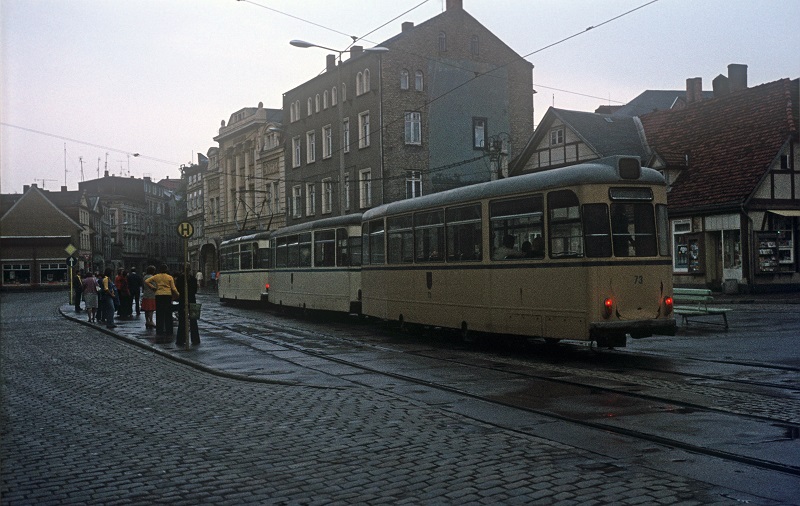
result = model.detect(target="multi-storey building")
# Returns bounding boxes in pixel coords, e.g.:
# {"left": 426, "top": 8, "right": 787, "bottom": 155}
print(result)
{"left": 201, "top": 103, "right": 284, "bottom": 273}
{"left": 282, "top": 0, "right": 533, "bottom": 225}
{"left": 184, "top": 156, "right": 207, "bottom": 275}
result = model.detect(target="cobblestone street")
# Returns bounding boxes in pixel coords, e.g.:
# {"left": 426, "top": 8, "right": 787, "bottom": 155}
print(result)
{"left": 0, "top": 292, "right": 778, "bottom": 504}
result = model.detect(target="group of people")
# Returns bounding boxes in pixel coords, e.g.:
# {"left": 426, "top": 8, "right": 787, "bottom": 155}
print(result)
{"left": 73, "top": 264, "right": 200, "bottom": 345}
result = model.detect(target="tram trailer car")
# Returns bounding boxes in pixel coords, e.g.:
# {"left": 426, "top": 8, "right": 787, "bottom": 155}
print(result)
{"left": 360, "top": 156, "right": 676, "bottom": 347}
{"left": 269, "top": 214, "right": 363, "bottom": 314}
{"left": 218, "top": 232, "right": 272, "bottom": 303}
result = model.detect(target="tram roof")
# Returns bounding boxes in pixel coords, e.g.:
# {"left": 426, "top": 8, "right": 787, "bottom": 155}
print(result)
{"left": 220, "top": 231, "right": 272, "bottom": 246}
{"left": 363, "top": 156, "right": 665, "bottom": 221}
{"left": 272, "top": 213, "right": 364, "bottom": 237}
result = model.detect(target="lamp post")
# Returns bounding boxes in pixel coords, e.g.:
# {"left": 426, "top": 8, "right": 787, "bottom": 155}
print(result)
{"left": 290, "top": 40, "right": 388, "bottom": 216}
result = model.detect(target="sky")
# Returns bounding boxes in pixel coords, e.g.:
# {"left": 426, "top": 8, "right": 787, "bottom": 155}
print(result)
{"left": 1, "top": 0, "right": 797, "bottom": 194}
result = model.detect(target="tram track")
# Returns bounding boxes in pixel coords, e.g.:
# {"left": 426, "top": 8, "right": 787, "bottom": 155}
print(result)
{"left": 200, "top": 304, "right": 800, "bottom": 478}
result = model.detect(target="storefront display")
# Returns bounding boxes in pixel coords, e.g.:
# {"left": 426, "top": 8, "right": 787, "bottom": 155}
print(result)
{"left": 756, "top": 230, "right": 794, "bottom": 273}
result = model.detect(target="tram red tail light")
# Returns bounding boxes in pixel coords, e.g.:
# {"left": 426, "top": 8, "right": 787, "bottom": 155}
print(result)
{"left": 603, "top": 298, "right": 613, "bottom": 319}
{"left": 265, "top": 283, "right": 270, "bottom": 291}
{"left": 664, "top": 296, "right": 673, "bottom": 315}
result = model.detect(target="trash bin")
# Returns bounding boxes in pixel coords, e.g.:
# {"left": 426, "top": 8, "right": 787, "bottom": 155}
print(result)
{"left": 188, "top": 303, "right": 202, "bottom": 319}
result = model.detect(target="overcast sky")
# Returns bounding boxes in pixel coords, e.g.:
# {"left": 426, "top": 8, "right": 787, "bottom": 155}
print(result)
{"left": 2, "top": 0, "right": 797, "bottom": 194}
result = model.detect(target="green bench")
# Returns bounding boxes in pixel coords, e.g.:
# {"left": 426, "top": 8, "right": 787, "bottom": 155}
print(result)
{"left": 673, "top": 288, "right": 732, "bottom": 329}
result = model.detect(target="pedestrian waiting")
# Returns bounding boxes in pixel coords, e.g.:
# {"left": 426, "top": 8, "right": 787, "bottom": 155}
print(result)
{"left": 145, "top": 264, "right": 179, "bottom": 337}
{"left": 141, "top": 265, "right": 157, "bottom": 329}
{"left": 176, "top": 263, "right": 200, "bottom": 346}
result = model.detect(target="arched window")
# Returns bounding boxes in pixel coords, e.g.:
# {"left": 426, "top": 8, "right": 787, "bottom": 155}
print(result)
{"left": 290, "top": 102, "right": 295, "bottom": 122}
{"left": 356, "top": 72, "right": 363, "bottom": 95}
{"left": 323, "top": 90, "right": 329, "bottom": 109}
{"left": 400, "top": 69, "right": 409, "bottom": 90}
{"left": 315, "top": 94, "right": 320, "bottom": 113}
{"left": 342, "top": 83, "right": 347, "bottom": 101}
{"left": 307, "top": 98, "right": 313, "bottom": 116}
{"left": 471, "top": 35, "right": 479, "bottom": 56}
{"left": 438, "top": 31, "right": 447, "bottom": 52}
{"left": 415, "top": 71, "right": 424, "bottom": 91}
{"left": 332, "top": 86, "right": 338, "bottom": 106}
{"left": 364, "top": 69, "right": 371, "bottom": 93}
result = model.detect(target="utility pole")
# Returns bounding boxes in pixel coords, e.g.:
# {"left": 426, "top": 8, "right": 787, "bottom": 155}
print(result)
{"left": 79, "top": 156, "right": 85, "bottom": 182}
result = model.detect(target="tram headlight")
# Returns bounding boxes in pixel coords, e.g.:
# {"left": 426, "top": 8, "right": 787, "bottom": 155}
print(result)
{"left": 603, "top": 298, "right": 613, "bottom": 319}
{"left": 664, "top": 296, "right": 673, "bottom": 315}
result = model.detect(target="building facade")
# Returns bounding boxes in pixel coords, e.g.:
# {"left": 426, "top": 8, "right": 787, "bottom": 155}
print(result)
{"left": 282, "top": 0, "right": 533, "bottom": 225}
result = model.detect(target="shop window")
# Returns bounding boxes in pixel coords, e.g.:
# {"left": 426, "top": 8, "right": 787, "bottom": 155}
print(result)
{"left": 673, "top": 220, "right": 704, "bottom": 274}
{"left": 3, "top": 264, "right": 31, "bottom": 285}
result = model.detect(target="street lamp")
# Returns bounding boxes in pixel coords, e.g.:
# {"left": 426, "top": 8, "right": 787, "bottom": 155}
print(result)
{"left": 290, "top": 40, "right": 388, "bottom": 215}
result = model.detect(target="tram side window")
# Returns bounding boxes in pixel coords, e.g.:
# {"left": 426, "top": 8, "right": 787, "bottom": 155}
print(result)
{"left": 256, "top": 245, "right": 271, "bottom": 268}
{"left": 299, "top": 233, "right": 312, "bottom": 267}
{"left": 361, "top": 224, "right": 370, "bottom": 265}
{"left": 287, "top": 235, "right": 300, "bottom": 268}
{"left": 369, "top": 219, "right": 385, "bottom": 265}
{"left": 315, "top": 230, "right": 336, "bottom": 267}
{"left": 348, "top": 236, "right": 362, "bottom": 266}
{"left": 414, "top": 209, "right": 445, "bottom": 262}
{"left": 387, "top": 215, "right": 414, "bottom": 264}
{"left": 490, "top": 195, "right": 544, "bottom": 260}
{"left": 548, "top": 190, "right": 583, "bottom": 258}
{"left": 611, "top": 203, "right": 657, "bottom": 257}
{"left": 240, "top": 243, "right": 253, "bottom": 270}
{"left": 221, "top": 246, "right": 239, "bottom": 271}
{"left": 336, "top": 228, "right": 351, "bottom": 266}
{"left": 446, "top": 204, "right": 482, "bottom": 261}
{"left": 583, "top": 204, "right": 611, "bottom": 257}
{"left": 275, "top": 238, "right": 288, "bottom": 268}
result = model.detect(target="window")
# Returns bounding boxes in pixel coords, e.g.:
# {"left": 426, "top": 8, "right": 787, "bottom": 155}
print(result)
{"left": 359, "top": 169, "right": 372, "bottom": 208}
{"left": 315, "top": 94, "right": 320, "bottom": 113}
{"left": 415, "top": 71, "right": 423, "bottom": 91}
{"left": 400, "top": 69, "right": 409, "bottom": 90}
{"left": 322, "top": 179, "right": 333, "bottom": 214}
{"left": 299, "top": 233, "right": 312, "bottom": 267}
{"left": 490, "top": 196, "right": 544, "bottom": 260}
{"left": 292, "top": 185, "right": 302, "bottom": 218}
{"left": 306, "top": 183, "right": 316, "bottom": 216}
{"left": 323, "top": 125, "right": 332, "bottom": 159}
{"left": 364, "top": 219, "right": 385, "bottom": 265}
{"left": 415, "top": 209, "right": 445, "bottom": 262}
{"left": 582, "top": 204, "right": 611, "bottom": 258}
{"left": 358, "top": 112, "right": 370, "bottom": 148}
{"left": 40, "top": 262, "right": 68, "bottom": 283}
{"left": 341, "top": 82, "right": 346, "bottom": 101}
{"left": 342, "top": 118, "right": 350, "bottom": 153}
{"left": 447, "top": 204, "right": 482, "bottom": 262}
{"left": 438, "top": 31, "right": 447, "bottom": 51}
{"left": 344, "top": 175, "right": 351, "bottom": 210}
{"left": 406, "top": 170, "right": 422, "bottom": 199}
{"left": 3, "top": 264, "right": 31, "bottom": 285}
{"left": 387, "top": 215, "right": 414, "bottom": 264}
{"left": 548, "top": 190, "right": 582, "bottom": 258}
{"left": 307, "top": 98, "right": 313, "bottom": 116}
{"left": 292, "top": 137, "right": 301, "bottom": 168}
{"left": 550, "top": 128, "right": 564, "bottom": 146}
{"left": 610, "top": 203, "right": 657, "bottom": 257}
{"left": 323, "top": 90, "right": 329, "bottom": 109}
{"left": 272, "top": 182, "right": 281, "bottom": 212}
{"left": 290, "top": 102, "right": 295, "bottom": 122}
{"left": 470, "top": 35, "right": 479, "bottom": 56}
{"left": 314, "top": 229, "right": 336, "bottom": 267}
{"left": 473, "top": 117, "right": 487, "bottom": 149}
{"left": 356, "top": 72, "right": 363, "bottom": 95}
{"left": 404, "top": 111, "right": 421, "bottom": 145}
{"left": 306, "top": 131, "right": 316, "bottom": 163}
{"left": 363, "top": 69, "right": 370, "bottom": 93}
{"left": 332, "top": 86, "right": 338, "bottom": 106}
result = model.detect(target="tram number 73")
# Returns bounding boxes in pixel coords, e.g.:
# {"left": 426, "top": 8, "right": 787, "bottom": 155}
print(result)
{"left": 633, "top": 275, "right": 643, "bottom": 285}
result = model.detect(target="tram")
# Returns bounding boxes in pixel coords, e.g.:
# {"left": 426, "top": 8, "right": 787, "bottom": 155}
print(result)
{"left": 360, "top": 156, "right": 675, "bottom": 347}
{"left": 268, "top": 214, "right": 363, "bottom": 313}
{"left": 218, "top": 232, "right": 271, "bottom": 302}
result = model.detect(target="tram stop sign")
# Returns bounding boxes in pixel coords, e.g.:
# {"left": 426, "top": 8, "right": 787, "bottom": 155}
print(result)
{"left": 177, "top": 221, "right": 194, "bottom": 238}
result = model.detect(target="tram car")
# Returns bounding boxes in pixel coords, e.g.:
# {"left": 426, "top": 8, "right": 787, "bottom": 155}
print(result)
{"left": 268, "top": 214, "right": 363, "bottom": 313}
{"left": 218, "top": 232, "right": 272, "bottom": 303}
{"left": 359, "top": 156, "right": 675, "bottom": 347}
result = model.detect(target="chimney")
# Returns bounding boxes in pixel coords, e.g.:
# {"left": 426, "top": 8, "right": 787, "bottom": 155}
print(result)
{"left": 685, "top": 77, "right": 703, "bottom": 103}
{"left": 402, "top": 21, "right": 414, "bottom": 32}
{"left": 326, "top": 54, "right": 336, "bottom": 71}
{"left": 104, "top": 170, "right": 110, "bottom": 177}
{"left": 712, "top": 74, "right": 730, "bottom": 98}
{"left": 446, "top": 0, "right": 463, "bottom": 10}
{"left": 728, "top": 63, "right": 748, "bottom": 92}
{"left": 61, "top": 186, "right": 67, "bottom": 192}
{"left": 23, "top": 185, "right": 30, "bottom": 193}
{"left": 349, "top": 46, "right": 363, "bottom": 59}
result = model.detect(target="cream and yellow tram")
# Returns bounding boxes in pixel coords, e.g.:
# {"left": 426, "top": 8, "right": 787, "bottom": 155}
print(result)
{"left": 360, "top": 156, "right": 675, "bottom": 347}
{"left": 218, "top": 232, "right": 272, "bottom": 303}
{"left": 269, "top": 214, "right": 363, "bottom": 313}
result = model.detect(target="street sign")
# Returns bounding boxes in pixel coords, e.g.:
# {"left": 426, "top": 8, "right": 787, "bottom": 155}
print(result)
{"left": 65, "top": 244, "right": 77, "bottom": 256}
{"left": 177, "top": 221, "right": 194, "bottom": 238}
{"left": 67, "top": 257, "right": 77, "bottom": 267}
